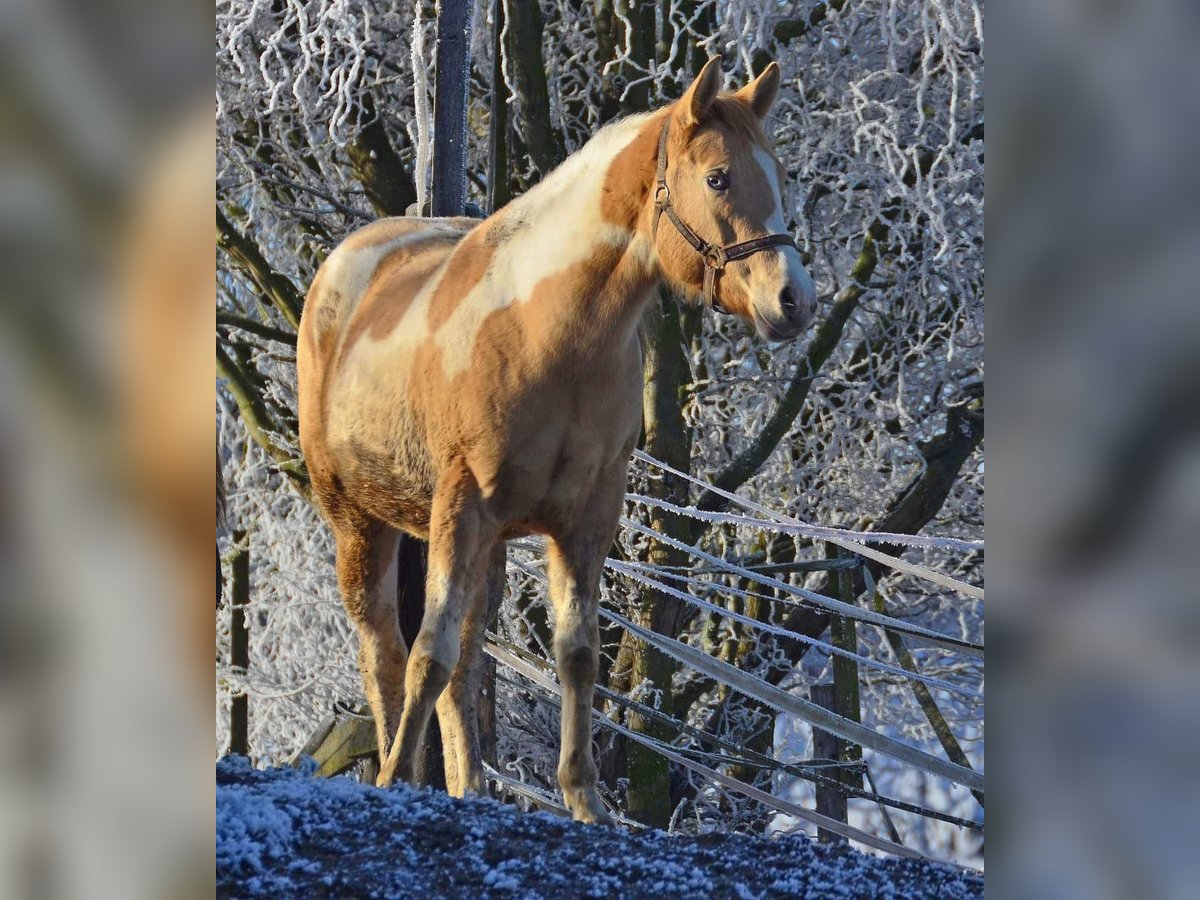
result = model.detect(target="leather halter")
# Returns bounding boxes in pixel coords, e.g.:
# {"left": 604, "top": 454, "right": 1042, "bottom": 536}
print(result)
{"left": 650, "top": 119, "right": 797, "bottom": 313}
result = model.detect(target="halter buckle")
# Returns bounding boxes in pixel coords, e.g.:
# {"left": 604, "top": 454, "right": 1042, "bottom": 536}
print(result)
{"left": 653, "top": 182, "right": 671, "bottom": 208}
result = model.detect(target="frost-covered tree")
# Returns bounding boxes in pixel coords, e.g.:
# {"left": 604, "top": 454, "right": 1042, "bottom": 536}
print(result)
{"left": 216, "top": 0, "right": 983, "bottom": 864}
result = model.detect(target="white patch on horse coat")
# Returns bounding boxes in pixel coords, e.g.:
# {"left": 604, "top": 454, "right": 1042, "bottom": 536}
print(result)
{"left": 340, "top": 114, "right": 655, "bottom": 381}
{"left": 752, "top": 146, "right": 786, "bottom": 232}
{"left": 328, "top": 114, "right": 656, "bottom": 445}
{"left": 322, "top": 229, "right": 458, "bottom": 445}
{"left": 751, "top": 145, "right": 815, "bottom": 306}
{"left": 429, "top": 116, "right": 652, "bottom": 375}
{"left": 318, "top": 231, "right": 433, "bottom": 328}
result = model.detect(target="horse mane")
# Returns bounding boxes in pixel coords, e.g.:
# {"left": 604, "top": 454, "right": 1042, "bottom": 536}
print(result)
{"left": 501, "top": 111, "right": 657, "bottom": 217}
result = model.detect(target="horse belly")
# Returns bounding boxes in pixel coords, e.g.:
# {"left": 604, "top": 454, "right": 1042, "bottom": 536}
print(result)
{"left": 340, "top": 455, "right": 435, "bottom": 538}
{"left": 322, "top": 373, "right": 438, "bottom": 535}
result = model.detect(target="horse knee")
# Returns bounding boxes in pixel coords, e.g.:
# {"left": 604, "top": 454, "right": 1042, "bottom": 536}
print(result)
{"left": 407, "top": 649, "right": 453, "bottom": 700}
{"left": 340, "top": 582, "right": 373, "bottom": 625}
{"left": 558, "top": 643, "right": 597, "bottom": 687}
{"left": 408, "top": 619, "right": 459, "bottom": 699}
{"left": 414, "top": 602, "right": 462, "bottom": 665}
{"left": 358, "top": 633, "right": 406, "bottom": 682}
{"left": 555, "top": 619, "right": 597, "bottom": 683}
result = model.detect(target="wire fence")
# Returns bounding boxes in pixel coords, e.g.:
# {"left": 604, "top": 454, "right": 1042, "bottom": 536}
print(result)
{"left": 480, "top": 450, "right": 984, "bottom": 860}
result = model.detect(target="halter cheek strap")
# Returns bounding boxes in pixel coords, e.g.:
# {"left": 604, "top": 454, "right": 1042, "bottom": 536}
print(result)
{"left": 651, "top": 120, "right": 797, "bottom": 313}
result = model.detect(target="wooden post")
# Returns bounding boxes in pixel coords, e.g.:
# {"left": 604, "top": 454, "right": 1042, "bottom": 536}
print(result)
{"left": 810, "top": 683, "right": 846, "bottom": 844}
{"left": 827, "top": 544, "right": 863, "bottom": 791}
{"left": 229, "top": 529, "right": 250, "bottom": 757}
{"left": 431, "top": 0, "right": 474, "bottom": 217}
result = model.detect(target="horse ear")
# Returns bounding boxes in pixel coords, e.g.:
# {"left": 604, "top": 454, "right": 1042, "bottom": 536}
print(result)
{"left": 677, "top": 56, "right": 723, "bottom": 128}
{"left": 735, "top": 61, "right": 781, "bottom": 119}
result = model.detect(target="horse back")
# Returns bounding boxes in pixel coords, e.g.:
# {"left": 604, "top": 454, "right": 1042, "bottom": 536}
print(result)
{"left": 301, "top": 217, "right": 475, "bottom": 361}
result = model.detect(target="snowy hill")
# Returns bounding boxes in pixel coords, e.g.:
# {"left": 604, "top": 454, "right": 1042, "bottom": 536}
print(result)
{"left": 217, "top": 758, "right": 982, "bottom": 898}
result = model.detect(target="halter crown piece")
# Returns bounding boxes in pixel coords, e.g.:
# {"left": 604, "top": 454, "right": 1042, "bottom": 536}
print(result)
{"left": 651, "top": 119, "right": 798, "bottom": 313}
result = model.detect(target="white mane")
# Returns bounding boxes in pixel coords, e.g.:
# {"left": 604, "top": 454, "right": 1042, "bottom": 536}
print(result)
{"left": 504, "top": 112, "right": 656, "bottom": 216}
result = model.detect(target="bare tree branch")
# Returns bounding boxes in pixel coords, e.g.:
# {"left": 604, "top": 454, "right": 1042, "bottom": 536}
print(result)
{"left": 216, "top": 342, "right": 310, "bottom": 497}
{"left": 216, "top": 208, "right": 305, "bottom": 329}
{"left": 696, "top": 232, "right": 878, "bottom": 514}
{"left": 218, "top": 311, "right": 298, "bottom": 347}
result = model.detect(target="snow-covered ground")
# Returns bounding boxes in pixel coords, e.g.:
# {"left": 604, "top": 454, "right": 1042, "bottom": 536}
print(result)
{"left": 217, "top": 757, "right": 983, "bottom": 898}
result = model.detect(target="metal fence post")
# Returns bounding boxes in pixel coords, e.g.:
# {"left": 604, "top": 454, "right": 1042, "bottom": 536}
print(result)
{"left": 431, "top": 0, "right": 474, "bottom": 218}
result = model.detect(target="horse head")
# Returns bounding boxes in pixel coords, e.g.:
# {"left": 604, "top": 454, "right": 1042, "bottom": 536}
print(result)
{"left": 651, "top": 57, "right": 816, "bottom": 342}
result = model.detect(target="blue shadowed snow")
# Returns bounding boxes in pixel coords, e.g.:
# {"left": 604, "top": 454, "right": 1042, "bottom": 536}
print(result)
{"left": 216, "top": 757, "right": 982, "bottom": 898}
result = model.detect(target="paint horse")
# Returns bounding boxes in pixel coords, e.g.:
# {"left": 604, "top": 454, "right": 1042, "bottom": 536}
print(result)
{"left": 297, "top": 58, "right": 816, "bottom": 823}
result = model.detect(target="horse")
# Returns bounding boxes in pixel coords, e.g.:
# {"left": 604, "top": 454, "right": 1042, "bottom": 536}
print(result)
{"left": 296, "top": 57, "right": 816, "bottom": 824}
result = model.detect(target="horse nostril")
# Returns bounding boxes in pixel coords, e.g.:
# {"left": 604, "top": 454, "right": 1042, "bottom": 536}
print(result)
{"left": 779, "top": 285, "right": 797, "bottom": 313}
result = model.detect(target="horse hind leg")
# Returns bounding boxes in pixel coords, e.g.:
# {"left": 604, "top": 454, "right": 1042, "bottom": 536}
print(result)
{"left": 378, "top": 458, "right": 491, "bottom": 790}
{"left": 433, "top": 544, "right": 499, "bottom": 797}
{"left": 332, "top": 516, "right": 407, "bottom": 767}
{"left": 433, "top": 591, "right": 481, "bottom": 796}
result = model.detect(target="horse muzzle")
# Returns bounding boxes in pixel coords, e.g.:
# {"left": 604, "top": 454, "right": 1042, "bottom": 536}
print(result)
{"left": 752, "top": 266, "right": 816, "bottom": 342}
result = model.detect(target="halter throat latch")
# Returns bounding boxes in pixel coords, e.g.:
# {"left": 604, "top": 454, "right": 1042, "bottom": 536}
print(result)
{"left": 650, "top": 119, "right": 797, "bottom": 314}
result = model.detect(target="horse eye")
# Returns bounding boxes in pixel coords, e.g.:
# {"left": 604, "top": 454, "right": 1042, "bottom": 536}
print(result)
{"left": 705, "top": 172, "right": 730, "bottom": 192}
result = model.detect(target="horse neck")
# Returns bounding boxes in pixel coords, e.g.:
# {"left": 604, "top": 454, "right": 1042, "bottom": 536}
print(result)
{"left": 499, "top": 112, "right": 665, "bottom": 353}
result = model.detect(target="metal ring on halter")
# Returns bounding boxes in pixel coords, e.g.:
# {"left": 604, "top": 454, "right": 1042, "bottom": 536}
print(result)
{"left": 703, "top": 246, "right": 728, "bottom": 271}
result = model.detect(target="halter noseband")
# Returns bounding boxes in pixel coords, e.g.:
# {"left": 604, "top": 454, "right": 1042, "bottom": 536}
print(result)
{"left": 650, "top": 119, "right": 797, "bottom": 314}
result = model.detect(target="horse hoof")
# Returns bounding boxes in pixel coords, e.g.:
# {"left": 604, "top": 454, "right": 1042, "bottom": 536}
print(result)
{"left": 574, "top": 806, "right": 613, "bottom": 826}
{"left": 460, "top": 775, "right": 489, "bottom": 799}
{"left": 375, "top": 759, "right": 409, "bottom": 789}
{"left": 576, "top": 808, "right": 613, "bottom": 826}
{"left": 565, "top": 789, "right": 613, "bottom": 825}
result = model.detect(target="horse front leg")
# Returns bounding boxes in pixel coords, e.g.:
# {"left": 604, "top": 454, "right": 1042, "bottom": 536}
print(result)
{"left": 548, "top": 473, "right": 625, "bottom": 825}
{"left": 378, "top": 459, "right": 490, "bottom": 789}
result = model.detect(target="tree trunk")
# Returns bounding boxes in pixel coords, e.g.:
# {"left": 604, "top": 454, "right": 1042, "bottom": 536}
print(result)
{"left": 619, "top": 288, "right": 694, "bottom": 828}
{"left": 348, "top": 93, "right": 417, "bottom": 217}
{"left": 487, "top": 0, "right": 511, "bottom": 214}
{"left": 506, "top": 0, "right": 565, "bottom": 182}
{"left": 613, "top": 1, "right": 656, "bottom": 114}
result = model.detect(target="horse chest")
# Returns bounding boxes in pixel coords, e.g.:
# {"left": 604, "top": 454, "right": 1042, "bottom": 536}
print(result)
{"left": 482, "top": 358, "right": 641, "bottom": 532}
